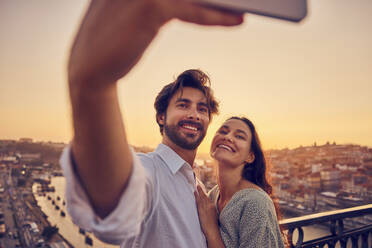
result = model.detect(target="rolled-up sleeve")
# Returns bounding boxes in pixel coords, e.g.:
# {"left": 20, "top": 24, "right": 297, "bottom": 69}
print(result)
{"left": 60, "top": 145, "right": 148, "bottom": 245}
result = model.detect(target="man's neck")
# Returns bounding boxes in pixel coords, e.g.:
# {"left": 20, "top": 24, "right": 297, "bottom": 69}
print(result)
{"left": 162, "top": 140, "right": 197, "bottom": 167}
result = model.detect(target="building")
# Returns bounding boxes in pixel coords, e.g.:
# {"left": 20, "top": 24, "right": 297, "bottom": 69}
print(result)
{"left": 19, "top": 138, "right": 33, "bottom": 143}
{"left": 19, "top": 153, "right": 41, "bottom": 163}
{"left": 321, "top": 170, "right": 342, "bottom": 192}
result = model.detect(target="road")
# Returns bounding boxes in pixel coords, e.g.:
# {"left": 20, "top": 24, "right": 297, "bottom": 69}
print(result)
{"left": 0, "top": 167, "right": 21, "bottom": 247}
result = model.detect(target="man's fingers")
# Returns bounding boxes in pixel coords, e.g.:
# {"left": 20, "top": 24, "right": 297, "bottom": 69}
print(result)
{"left": 197, "top": 185, "right": 208, "bottom": 200}
{"left": 171, "top": 2, "right": 244, "bottom": 26}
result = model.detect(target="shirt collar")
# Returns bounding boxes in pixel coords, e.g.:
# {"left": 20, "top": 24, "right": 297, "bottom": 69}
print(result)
{"left": 155, "top": 143, "right": 189, "bottom": 174}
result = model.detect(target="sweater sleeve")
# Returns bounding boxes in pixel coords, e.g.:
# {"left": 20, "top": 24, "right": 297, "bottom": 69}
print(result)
{"left": 238, "top": 191, "right": 284, "bottom": 248}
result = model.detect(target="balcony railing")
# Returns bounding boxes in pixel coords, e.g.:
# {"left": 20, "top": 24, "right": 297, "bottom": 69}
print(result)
{"left": 279, "top": 204, "right": 372, "bottom": 248}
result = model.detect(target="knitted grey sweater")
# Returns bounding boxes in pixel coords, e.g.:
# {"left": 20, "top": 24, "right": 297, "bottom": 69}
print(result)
{"left": 208, "top": 186, "right": 285, "bottom": 248}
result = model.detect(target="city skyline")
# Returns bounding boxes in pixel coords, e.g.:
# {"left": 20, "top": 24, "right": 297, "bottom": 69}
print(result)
{"left": 1, "top": 0, "right": 372, "bottom": 154}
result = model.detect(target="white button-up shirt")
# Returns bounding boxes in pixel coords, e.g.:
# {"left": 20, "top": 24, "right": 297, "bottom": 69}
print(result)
{"left": 60, "top": 143, "right": 207, "bottom": 248}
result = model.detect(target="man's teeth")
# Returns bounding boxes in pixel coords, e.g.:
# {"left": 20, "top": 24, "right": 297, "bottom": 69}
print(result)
{"left": 218, "top": 144, "right": 233, "bottom": 152}
{"left": 183, "top": 125, "right": 197, "bottom": 131}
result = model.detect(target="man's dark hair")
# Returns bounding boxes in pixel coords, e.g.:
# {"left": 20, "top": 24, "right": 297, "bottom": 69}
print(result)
{"left": 154, "top": 69, "right": 219, "bottom": 134}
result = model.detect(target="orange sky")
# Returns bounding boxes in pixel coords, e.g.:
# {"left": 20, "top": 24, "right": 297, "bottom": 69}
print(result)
{"left": 1, "top": 0, "right": 371, "bottom": 154}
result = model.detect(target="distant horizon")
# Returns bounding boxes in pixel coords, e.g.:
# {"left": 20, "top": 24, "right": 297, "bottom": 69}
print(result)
{"left": 1, "top": 137, "right": 370, "bottom": 152}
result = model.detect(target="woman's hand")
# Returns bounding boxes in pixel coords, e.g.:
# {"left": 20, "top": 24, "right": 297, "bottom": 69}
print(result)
{"left": 195, "top": 185, "right": 225, "bottom": 248}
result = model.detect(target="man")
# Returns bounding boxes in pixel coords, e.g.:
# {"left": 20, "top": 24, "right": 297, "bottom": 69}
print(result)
{"left": 61, "top": 0, "right": 244, "bottom": 247}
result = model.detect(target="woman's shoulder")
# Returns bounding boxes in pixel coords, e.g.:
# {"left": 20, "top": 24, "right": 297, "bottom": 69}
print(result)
{"left": 232, "top": 188, "right": 275, "bottom": 213}
{"left": 236, "top": 187, "right": 270, "bottom": 200}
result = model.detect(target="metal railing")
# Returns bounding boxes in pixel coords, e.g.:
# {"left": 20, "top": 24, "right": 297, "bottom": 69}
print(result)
{"left": 279, "top": 204, "right": 372, "bottom": 248}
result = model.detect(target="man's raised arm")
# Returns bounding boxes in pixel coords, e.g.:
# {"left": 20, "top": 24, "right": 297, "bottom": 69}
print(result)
{"left": 67, "top": 0, "right": 243, "bottom": 218}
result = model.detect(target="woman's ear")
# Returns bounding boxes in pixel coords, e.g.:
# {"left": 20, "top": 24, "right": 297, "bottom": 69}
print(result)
{"left": 245, "top": 152, "right": 255, "bottom": 164}
{"left": 157, "top": 114, "right": 165, "bottom": 125}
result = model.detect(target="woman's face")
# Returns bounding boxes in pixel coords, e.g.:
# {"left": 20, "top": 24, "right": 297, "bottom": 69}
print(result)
{"left": 211, "top": 119, "right": 255, "bottom": 167}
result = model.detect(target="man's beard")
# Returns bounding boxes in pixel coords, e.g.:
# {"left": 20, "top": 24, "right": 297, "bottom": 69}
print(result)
{"left": 164, "top": 120, "right": 206, "bottom": 150}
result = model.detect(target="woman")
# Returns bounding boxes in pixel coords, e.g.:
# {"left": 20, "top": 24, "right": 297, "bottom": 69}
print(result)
{"left": 195, "top": 117, "right": 285, "bottom": 248}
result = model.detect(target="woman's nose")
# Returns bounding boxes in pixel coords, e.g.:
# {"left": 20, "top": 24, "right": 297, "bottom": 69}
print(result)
{"left": 223, "top": 134, "right": 233, "bottom": 142}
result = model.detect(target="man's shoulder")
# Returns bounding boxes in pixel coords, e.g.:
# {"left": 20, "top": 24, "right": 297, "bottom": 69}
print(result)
{"left": 136, "top": 150, "right": 167, "bottom": 173}
{"left": 136, "top": 151, "right": 155, "bottom": 159}
{"left": 136, "top": 151, "right": 158, "bottom": 167}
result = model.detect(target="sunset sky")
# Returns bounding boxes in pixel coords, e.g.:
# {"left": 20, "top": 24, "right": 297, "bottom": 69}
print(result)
{"left": 1, "top": 0, "right": 371, "bottom": 154}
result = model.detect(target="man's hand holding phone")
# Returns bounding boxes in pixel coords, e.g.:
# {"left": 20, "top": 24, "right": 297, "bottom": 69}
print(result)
{"left": 197, "top": 0, "right": 307, "bottom": 22}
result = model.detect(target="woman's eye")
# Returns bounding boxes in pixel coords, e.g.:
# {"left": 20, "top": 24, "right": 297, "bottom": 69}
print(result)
{"left": 178, "top": 104, "right": 186, "bottom": 108}
{"left": 236, "top": 135, "right": 245, "bottom": 140}
{"left": 218, "top": 130, "right": 227, "bottom": 134}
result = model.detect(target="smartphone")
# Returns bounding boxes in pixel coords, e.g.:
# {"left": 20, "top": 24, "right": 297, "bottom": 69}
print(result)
{"left": 197, "top": 0, "right": 307, "bottom": 22}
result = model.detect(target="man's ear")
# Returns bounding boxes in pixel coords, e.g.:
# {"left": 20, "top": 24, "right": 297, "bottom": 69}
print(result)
{"left": 245, "top": 152, "right": 255, "bottom": 164}
{"left": 157, "top": 114, "right": 165, "bottom": 125}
